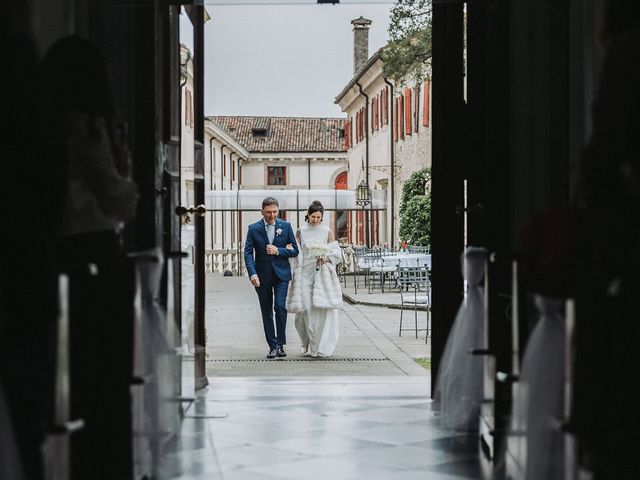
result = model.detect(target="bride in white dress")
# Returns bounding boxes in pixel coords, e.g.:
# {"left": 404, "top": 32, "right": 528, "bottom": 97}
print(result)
{"left": 292, "top": 201, "right": 342, "bottom": 357}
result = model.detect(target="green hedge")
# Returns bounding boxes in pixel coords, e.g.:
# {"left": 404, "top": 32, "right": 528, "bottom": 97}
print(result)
{"left": 399, "top": 167, "right": 431, "bottom": 246}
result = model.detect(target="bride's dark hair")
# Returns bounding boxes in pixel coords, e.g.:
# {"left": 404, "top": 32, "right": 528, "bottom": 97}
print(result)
{"left": 304, "top": 200, "right": 324, "bottom": 222}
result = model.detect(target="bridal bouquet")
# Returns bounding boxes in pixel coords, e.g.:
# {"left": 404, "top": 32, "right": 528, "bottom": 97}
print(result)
{"left": 306, "top": 242, "right": 332, "bottom": 270}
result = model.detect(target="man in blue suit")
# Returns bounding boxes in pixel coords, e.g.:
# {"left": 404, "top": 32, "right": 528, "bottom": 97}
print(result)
{"left": 244, "top": 197, "right": 299, "bottom": 358}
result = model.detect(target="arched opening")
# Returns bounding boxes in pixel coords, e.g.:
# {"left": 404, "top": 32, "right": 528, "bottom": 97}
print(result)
{"left": 334, "top": 171, "right": 349, "bottom": 243}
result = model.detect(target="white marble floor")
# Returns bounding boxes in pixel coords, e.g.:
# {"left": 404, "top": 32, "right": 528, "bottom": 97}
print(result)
{"left": 158, "top": 377, "right": 483, "bottom": 480}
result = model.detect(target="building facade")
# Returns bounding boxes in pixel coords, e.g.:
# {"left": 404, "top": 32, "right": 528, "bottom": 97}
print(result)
{"left": 204, "top": 116, "right": 348, "bottom": 260}
{"left": 335, "top": 18, "right": 432, "bottom": 248}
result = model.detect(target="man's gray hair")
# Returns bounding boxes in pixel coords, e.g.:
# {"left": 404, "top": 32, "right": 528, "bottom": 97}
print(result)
{"left": 262, "top": 196, "right": 279, "bottom": 209}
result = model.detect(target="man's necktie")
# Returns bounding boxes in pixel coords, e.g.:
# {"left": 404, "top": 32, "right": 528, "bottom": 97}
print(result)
{"left": 267, "top": 224, "right": 275, "bottom": 243}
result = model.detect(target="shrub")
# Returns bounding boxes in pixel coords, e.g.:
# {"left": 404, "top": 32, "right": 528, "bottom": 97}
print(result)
{"left": 399, "top": 167, "right": 431, "bottom": 246}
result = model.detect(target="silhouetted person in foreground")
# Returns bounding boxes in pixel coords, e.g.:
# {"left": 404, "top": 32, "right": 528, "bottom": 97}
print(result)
{"left": 39, "top": 35, "right": 138, "bottom": 480}
{"left": 572, "top": 1, "right": 640, "bottom": 478}
{"left": 0, "top": 2, "right": 63, "bottom": 479}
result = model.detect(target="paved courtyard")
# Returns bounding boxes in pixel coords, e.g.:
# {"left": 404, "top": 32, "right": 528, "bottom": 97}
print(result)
{"left": 202, "top": 274, "right": 431, "bottom": 377}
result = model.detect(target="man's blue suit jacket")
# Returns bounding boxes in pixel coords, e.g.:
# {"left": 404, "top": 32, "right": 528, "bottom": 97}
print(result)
{"left": 244, "top": 219, "right": 299, "bottom": 282}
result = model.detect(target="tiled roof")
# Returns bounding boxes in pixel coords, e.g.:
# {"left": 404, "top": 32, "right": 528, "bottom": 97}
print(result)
{"left": 207, "top": 116, "right": 346, "bottom": 153}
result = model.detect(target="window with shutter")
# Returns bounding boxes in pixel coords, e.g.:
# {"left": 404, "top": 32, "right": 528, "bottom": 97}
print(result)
{"left": 374, "top": 97, "right": 378, "bottom": 131}
{"left": 267, "top": 166, "right": 287, "bottom": 186}
{"left": 373, "top": 97, "right": 377, "bottom": 132}
{"left": 404, "top": 88, "right": 412, "bottom": 135}
{"left": 349, "top": 117, "right": 355, "bottom": 147}
{"left": 371, "top": 99, "right": 375, "bottom": 133}
{"left": 393, "top": 97, "right": 398, "bottom": 142}
{"left": 352, "top": 116, "right": 355, "bottom": 143}
{"left": 355, "top": 112, "right": 359, "bottom": 142}
{"left": 414, "top": 88, "right": 419, "bottom": 133}
{"left": 384, "top": 88, "right": 388, "bottom": 124}
{"left": 399, "top": 94, "right": 405, "bottom": 139}
{"left": 423, "top": 80, "right": 430, "bottom": 127}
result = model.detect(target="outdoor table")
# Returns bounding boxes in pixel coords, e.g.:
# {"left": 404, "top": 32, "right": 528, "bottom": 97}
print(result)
{"left": 382, "top": 253, "right": 431, "bottom": 269}
{"left": 357, "top": 253, "right": 431, "bottom": 269}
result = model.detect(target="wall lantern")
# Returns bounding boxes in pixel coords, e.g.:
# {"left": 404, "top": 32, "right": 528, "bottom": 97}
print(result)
{"left": 355, "top": 180, "right": 371, "bottom": 208}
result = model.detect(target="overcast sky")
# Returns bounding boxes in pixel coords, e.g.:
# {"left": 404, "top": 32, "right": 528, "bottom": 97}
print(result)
{"left": 181, "top": 3, "right": 393, "bottom": 118}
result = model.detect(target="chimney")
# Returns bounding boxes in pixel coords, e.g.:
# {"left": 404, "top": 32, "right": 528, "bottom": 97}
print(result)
{"left": 351, "top": 16, "right": 372, "bottom": 75}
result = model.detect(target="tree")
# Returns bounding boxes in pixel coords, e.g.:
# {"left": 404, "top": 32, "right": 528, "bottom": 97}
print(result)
{"left": 382, "top": 0, "right": 432, "bottom": 85}
{"left": 399, "top": 167, "right": 431, "bottom": 246}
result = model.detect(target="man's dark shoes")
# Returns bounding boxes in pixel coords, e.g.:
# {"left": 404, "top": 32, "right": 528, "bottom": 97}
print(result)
{"left": 266, "top": 348, "right": 277, "bottom": 359}
{"left": 276, "top": 346, "right": 287, "bottom": 358}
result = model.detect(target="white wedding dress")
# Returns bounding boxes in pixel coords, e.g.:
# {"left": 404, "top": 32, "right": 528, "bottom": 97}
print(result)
{"left": 506, "top": 295, "right": 565, "bottom": 480}
{"left": 434, "top": 246, "right": 487, "bottom": 432}
{"left": 294, "top": 224, "right": 341, "bottom": 357}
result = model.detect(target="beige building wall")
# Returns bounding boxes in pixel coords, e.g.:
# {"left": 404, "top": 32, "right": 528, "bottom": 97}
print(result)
{"left": 239, "top": 153, "right": 347, "bottom": 238}
{"left": 392, "top": 80, "right": 432, "bottom": 246}
{"left": 336, "top": 54, "right": 432, "bottom": 248}
{"left": 202, "top": 120, "right": 347, "bottom": 250}
{"left": 203, "top": 122, "right": 247, "bottom": 251}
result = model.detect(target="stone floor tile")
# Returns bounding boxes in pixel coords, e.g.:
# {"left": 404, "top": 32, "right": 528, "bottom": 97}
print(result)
{"left": 263, "top": 434, "right": 389, "bottom": 456}
{"left": 332, "top": 443, "right": 475, "bottom": 470}
{"left": 386, "top": 471, "right": 478, "bottom": 480}
{"left": 341, "top": 405, "right": 433, "bottom": 424}
{"left": 214, "top": 444, "right": 313, "bottom": 471}
{"left": 424, "top": 457, "right": 484, "bottom": 479}
{"left": 242, "top": 456, "right": 400, "bottom": 480}
{"left": 338, "top": 422, "right": 455, "bottom": 446}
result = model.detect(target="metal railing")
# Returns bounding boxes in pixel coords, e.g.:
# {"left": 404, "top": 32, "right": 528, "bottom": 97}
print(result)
{"left": 205, "top": 249, "right": 243, "bottom": 275}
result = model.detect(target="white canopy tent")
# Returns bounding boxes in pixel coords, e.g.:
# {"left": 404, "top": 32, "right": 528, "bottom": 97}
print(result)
{"left": 204, "top": 189, "right": 386, "bottom": 212}
{"left": 195, "top": 190, "right": 387, "bottom": 275}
